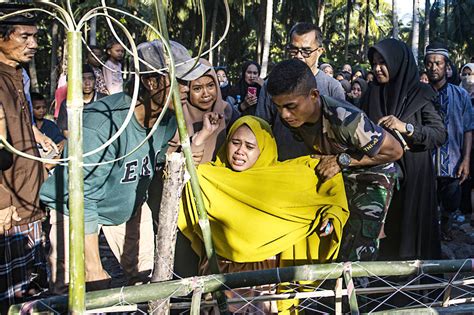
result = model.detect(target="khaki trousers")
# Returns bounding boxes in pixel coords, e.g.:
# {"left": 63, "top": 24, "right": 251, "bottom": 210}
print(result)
{"left": 48, "top": 202, "right": 154, "bottom": 294}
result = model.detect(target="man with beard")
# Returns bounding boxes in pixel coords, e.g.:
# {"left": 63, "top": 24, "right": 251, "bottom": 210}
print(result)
{"left": 425, "top": 43, "right": 473, "bottom": 239}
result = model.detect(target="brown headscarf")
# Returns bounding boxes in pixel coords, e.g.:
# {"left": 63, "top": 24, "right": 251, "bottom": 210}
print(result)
{"left": 169, "top": 59, "right": 233, "bottom": 163}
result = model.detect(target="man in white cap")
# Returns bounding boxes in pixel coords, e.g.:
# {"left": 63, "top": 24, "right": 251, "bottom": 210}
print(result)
{"left": 40, "top": 39, "right": 210, "bottom": 292}
{"left": 425, "top": 42, "right": 473, "bottom": 240}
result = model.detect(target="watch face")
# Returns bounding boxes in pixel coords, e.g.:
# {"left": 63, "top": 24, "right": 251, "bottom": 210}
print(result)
{"left": 338, "top": 153, "right": 351, "bottom": 167}
{"left": 406, "top": 123, "right": 414, "bottom": 133}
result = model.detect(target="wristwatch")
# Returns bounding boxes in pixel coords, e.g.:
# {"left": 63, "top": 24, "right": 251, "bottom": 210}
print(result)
{"left": 405, "top": 123, "right": 414, "bottom": 136}
{"left": 337, "top": 152, "right": 351, "bottom": 168}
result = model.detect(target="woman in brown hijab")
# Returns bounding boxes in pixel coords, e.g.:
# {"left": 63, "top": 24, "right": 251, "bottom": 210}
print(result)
{"left": 168, "top": 59, "right": 239, "bottom": 164}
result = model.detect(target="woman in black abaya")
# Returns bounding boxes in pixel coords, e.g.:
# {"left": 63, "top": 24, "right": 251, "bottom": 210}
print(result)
{"left": 361, "top": 39, "right": 447, "bottom": 260}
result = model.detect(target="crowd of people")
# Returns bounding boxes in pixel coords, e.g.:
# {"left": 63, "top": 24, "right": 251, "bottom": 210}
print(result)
{"left": 0, "top": 3, "right": 473, "bottom": 314}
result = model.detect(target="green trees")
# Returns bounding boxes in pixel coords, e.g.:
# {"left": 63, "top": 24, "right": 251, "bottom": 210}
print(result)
{"left": 31, "top": 0, "right": 474, "bottom": 98}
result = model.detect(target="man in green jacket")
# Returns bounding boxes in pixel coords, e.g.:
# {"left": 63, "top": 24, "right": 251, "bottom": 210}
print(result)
{"left": 40, "top": 40, "right": 210, "bottom": 292}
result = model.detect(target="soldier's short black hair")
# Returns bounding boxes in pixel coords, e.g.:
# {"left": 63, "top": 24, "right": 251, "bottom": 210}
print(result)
{"left": 288, "top": 22, "right": 323, "bottom": 47}
{"left": 267, "top": 59, "right": 317, "bottom": 97}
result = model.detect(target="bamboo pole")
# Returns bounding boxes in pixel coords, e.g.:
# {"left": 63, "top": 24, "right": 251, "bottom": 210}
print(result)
{"left": 170, "top": 278, "right": 474, "bottom": 309}
{"left": 66, "top": 31, "right": 85, "bottom": 315}
{"left": 151, "top": 0, "right": 228, "bottom": 313}
{"left": 190, "top": 287, "right": 203, "bottom": 315}
{"left": 343, "top": 262, "right": 360, "bottom": 314}
{"left": 8, "top": 260, "right": 474, "bottom": 313}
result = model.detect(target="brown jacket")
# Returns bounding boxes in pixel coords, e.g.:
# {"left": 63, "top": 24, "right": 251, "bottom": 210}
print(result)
{"left": 0, "top": 62, "right": 45, "bottom": 224}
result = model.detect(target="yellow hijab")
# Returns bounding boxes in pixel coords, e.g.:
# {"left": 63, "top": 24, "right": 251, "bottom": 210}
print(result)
{"left": 178, "top": 116, "right": 349, "bottom": 264}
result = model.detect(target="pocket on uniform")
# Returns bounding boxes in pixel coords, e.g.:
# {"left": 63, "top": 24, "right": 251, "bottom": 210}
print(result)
{"left": 361, "top": 219, "right": 382, "bottom": 239}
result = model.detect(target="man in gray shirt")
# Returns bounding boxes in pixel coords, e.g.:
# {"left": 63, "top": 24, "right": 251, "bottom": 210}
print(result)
{"left": 256, "top": 22, "right": 345, "bottom": 160}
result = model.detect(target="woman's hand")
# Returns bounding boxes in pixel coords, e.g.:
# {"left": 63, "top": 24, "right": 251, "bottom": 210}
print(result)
{"left": 192, "top": 112, "right": 223, "bottom": 146}
{"left": 378, "top": 115, "right": 407, "bottom": 134}
{"left": 241, "top": 93, "right": 258, "bottom": 111}
{"left": 319, "top": 218, "right": 334, "bottom": 237}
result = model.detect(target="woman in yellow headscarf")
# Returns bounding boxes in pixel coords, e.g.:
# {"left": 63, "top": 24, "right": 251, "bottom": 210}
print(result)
{"left": 178, "top": 116, "right": 349, "bottom": 313}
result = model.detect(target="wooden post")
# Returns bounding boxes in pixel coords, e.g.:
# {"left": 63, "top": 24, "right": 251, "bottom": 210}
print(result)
{"left": 149, "top": 152, "right": 187, "bottom": 314}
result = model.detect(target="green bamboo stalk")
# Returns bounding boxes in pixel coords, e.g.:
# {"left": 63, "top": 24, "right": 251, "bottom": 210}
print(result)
{"left": 190, "top": 287, "right": 203, "bottom": 315}
{"left": 151, "top": 0, "right": 228, "bottom": 312}
{"left": 8, "top": 260, "right": 473, "bottom": 313}
{"left": 66, "top": 31, "right": 85, "bottom": 314}
{"left": 342, "top": 263, "right": 360, "bottom": 315}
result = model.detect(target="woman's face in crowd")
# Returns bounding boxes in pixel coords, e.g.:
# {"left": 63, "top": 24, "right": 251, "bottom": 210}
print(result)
{"left": 351, "top": 82, "right": 362, "bottom": 99}
{"left": 189, "top": 75, "right": 217, "bottom": 110}
{"left": 446, "top": 64, "right": 453, "bottom": 78}
{"left": 227, "top": 125, "right": 260, "bottom": 172}
{"left": 366, "top": 72, "right": 374, "bottom": 82}
{"left": 342, "top": 64, "right": 352, "bottom": 73}
{"left": 372, "top": 51, "right": 389, "bottom": 84}
{"left": 323, "top": 67, "right": 333, "bottom": 76}
{"left": 462, "top": 67, "right": 474, "bottom": 85}
{"left": 244, "top": 64, "right": 259, "bottom": 85}
{"left": 216, "top": 69, "right": 228, "bottom": 85}
{"left": 352, "top": 71, "right": 363, "bottom": 81}
{"left": 420, "top": 72, "right": 429, "bottom": 84}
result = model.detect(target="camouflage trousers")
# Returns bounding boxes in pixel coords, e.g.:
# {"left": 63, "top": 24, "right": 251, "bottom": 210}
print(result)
{"left": 338, "top": 166, "right": 397, "bottom": 262}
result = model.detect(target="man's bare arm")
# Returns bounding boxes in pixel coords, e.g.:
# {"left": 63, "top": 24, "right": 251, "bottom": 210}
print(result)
{"left": 350, "top": 130, "right": 403, "bottom": 167}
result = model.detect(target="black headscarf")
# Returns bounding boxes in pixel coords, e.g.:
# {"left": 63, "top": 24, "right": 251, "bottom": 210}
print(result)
{"left": 352, "top": 78, "right": 368, "bottom": 96}
{"left": 363, "top": 38, "right": 431, "bottom": 122}
{"left": 228, "top": 60, "right": 262, "bottom": 101}
{"left": 352, "top": 65, "right": 367, "bottom": 80}
{"left": 349, "top": 78, "right": 368, "bottom": 107}
{"left": 339, "top": 79, "right": 351, "bottom": 94}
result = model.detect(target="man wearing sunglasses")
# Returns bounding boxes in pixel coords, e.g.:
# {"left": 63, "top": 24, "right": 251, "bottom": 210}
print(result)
{"left": 256, "top": 22, "right": 345, "bottom": 161}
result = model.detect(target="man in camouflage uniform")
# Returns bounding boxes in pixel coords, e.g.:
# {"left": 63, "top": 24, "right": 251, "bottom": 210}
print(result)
{"left": 267, "top": 59, "right": 403, "bottom": 261}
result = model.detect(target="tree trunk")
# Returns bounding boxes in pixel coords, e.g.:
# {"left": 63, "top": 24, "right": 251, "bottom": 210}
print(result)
{"left": 392, "top": 0, "right": 399, "bottom": 39}
{"left": 260, "top": 0, "right": 273, "bottom": 78}
{"left": 344, "top": 0, "right": 352, "bottom": 61}
{"left": 424, "top": 0, "right": 430, "bottom": 50}
{"left": 363, "top": 0, "right": 370, "bottom": 60}
{"left": 89, "top": 16, "right": 97, "bottom": 46}
{"left": 28, "top": 57, "right": 39, "bottom": 93}
{"left": 208, "top": 0, "right": 219, "bottom": 65}
{"left": 256, "top": 0, "right": 266, "bottom": 64}
{"left": 149, "top": 153, "right": 187, "bottom": 315}
{"left": 50, "top": 21, "right": 59, "bottom": 99}
{"left": 317, "top": 0, "right": 325, "bottom": 29}
{"left": 444, "top": 0, "right": 448, "bottom": 44}
{"left": 412, "top": 0, "right": 420, "bottom": 64}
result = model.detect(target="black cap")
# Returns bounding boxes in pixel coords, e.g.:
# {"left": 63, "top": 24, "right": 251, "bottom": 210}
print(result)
{"left": 0, "top": 3, "right": 37, "bottom": 26}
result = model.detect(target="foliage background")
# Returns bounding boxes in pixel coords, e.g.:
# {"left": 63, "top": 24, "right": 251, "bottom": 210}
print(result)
{"left": 26, "top": 0, "right": 474, "bottom": 98}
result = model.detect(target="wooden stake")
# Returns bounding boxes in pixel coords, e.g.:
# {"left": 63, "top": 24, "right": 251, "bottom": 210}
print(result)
{"left": 149, "top": 152, "right": 186, "bottom": 314}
